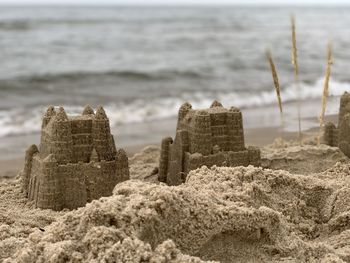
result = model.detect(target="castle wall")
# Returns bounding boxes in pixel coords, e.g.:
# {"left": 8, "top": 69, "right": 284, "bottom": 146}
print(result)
{"left": 28, "top": 156, "right": 41, "bottom": 202}
{"left": 184, "top": 150, "right": 251, "bottom": 176}
{"left": 177, "top": 102, "right": 192, "bottom": 130}
{"left": 183, "top": 108, "right": 245, "bottom": 155}
{"left": 323, "top": 93, "right": 350, "bottom": 157}
{"left": 338, "top": 92, "right": 350, "bottom": 126}
{"left": 159, "top": 137, "right": 173, "bottom": 183}
{"left": 92, "top": 118, "right": 114, "bottom": 161}
{"left": 226, "top": 150, "right": 250, "bottom": 167}
{"left": 247, "top": 146, "right": 261, "bottom": 166}
{"left": 93, "top": 161, "right": 118, "bottom": 198}
{"left": 116, "top": 149, "right": 130, "bottom": 183}
{"left": 167, "top": 130, "right": 189, "bottom": 186}
{"left": 36, "top": 158, "right": 64, "bottom": 210}
{"left": 58, "top": 163, "right": 87, "bottom": 209}
{"left": 22, "top": 145, "right": 38, "bottom": 196}
{"left": 323, "top": 122, "right": 338, "bottom": 147}
{"left": 29, "top": 156, "right": 64, "bottom": 210}
{"left": 159, "top": 102, "right": 261, "bottom": 186}
{"left": 189, "top": 111, "right": 212, "bottom": 155}
{"left": 39, "top": 120, "right": 74, "bottom": 164}
{"left": 338, "top": 113, "right": 350, "bottom": 158}
{"left": 39, "top": 130, "right": 52, "bottom": 158}
{"left": 227, "top": 110, "right": 245, "bottom": 151}
{"left": 24, "top": 106, "right": 130, "bottom": 211}
{"left": 71, "top": 118, "right": 94, "bottom": 163}
{"left": 27, "top": 157, "right": 126, "bottom": 210}
{"left": 209, "top": 111, "right": 229, "bottom": 151}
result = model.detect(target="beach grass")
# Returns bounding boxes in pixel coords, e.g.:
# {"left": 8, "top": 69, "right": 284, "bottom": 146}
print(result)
{"left": 318, "top": 42, "right": 333, "bottom": 144}
{"left": 291, "top": 15, "right": 302, "bottom": 144}
{"left": 266, "top": 49, "right": 284, "bottom": 140}
{"left": 266, "top": 49, "right": 283, "bottom": 114}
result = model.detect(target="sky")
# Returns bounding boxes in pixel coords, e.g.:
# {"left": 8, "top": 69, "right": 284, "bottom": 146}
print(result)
{"left": 0, "top": 0, "right": 348, "bottom": 5}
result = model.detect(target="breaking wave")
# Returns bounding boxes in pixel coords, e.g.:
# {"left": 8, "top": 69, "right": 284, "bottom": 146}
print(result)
{"left": 0, "top": 78, "right": 349, "bottom": 138}
{"left": 0, "top": 69, "right": 204, "bottom": 90}
{"left": 24, "top": 70, "right": 203, "bottom": 82}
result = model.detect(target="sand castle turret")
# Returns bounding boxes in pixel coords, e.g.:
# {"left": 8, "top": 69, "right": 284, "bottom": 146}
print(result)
{"left": 158, "top": 101, "right": 261, "bottom": 186}
{"left": 41, "top": 106, "right": 56, "bottom": 128}
{"left": 21, "top": 105, "right": 130, "bottom": 211}
{"left": 82, "top": 104, "right": 94, "bottom": 115}
{"left": 22, "top": 144, "right": 38, "bottom": 196}
{"left": 93, "top": 106, "right": 116, "bottom": 162}
{"left": 324, "top": 92, "right": 350, "bottom": 157}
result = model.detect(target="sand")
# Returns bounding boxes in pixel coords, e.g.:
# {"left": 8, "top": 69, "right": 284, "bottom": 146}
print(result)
{"left": 0, "top": 121, "right": 327, "bottom": 180}
{"left": 261, "top": 138, "right": 348, "bottom": 174}
{"left": 1, "top": 140, "right": 350, "bottom": 262}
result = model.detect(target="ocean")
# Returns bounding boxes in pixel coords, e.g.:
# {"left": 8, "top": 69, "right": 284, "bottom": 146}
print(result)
{"left": 0, "top": 5, "right": 349, "bottom": 159}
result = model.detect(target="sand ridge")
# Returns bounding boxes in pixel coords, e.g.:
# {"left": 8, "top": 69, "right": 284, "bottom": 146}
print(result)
{"left": 261, "top": 139, "right": 348, "bottom": 174}
{"left": 1, "top": 144, "right": 350, "bottom": 262}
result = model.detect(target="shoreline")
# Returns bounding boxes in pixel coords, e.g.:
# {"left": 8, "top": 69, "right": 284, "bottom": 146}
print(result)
{"left": 0, "top": 119, "right": 335, "bottom": 178}
{"left": 0, "top": 103, "right": 339, "bottom": 177}
{"left": 0, "top": 96, "right": 340, "bottom": 163}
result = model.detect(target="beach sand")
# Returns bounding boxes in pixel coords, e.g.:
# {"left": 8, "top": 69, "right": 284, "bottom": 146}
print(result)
{"left": 2, "top": 113, "right": 350, "bottom": 262}
{"left": 1, "top": 139, "right": 350, "bottom": 262}
{"left": 0, "top": 121, "right": 325, "bottom": 179}
{"left": 0, "top": 143, "right": 153, "bottom": 179}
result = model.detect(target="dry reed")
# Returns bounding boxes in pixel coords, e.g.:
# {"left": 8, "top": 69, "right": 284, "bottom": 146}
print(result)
{"left": 291, "top": 15, "right": 302, "bottom": 144}
{"left": 318, "top": 43, "right": 333, "bottom": 144}
{"left": 266, "top": 49, "right": 283, "bottom": 114}
{"left": 266, "top": 49, "right": 284, "bottom": 141}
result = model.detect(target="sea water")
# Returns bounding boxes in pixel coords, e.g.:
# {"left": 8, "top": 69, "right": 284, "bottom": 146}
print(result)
{"left": 0, "top": 5, "right": 349, "bottom": 158}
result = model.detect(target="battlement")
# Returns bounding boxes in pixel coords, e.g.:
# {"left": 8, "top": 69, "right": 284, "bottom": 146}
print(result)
{"left": 159, "top": 101, "right": 261, "bottom": 185}
{"left": 176, "top": 101, "right": 245, "bottom": 155}
{"left": 21, "top": 105, "right": 129, "bottom": 211}
{"left": 39, "top": 105, "right": 116, "bottom": 164}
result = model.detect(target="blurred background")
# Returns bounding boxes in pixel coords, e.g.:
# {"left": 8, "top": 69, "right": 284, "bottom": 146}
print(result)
{"left": 0, "top": 0, "right": 350, "bottom": 159}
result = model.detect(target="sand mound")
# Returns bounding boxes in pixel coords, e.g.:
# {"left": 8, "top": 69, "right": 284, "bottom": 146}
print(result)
{"left": 0, "top": 178, "right": 63, "bottom": 260}
{"left": 3, "top": 161, "right": 350, "bottom": 262}
{"left": 261, "top": 140, "right": 348, "bottom": 174}
{"left": 0, "top": 146, "right": 161, "bottom": 261}
{"left": 129, "top": 145, "right": 160, "bottom": 183}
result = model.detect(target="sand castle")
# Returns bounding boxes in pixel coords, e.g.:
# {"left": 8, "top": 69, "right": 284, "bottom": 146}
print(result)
{"left": 21, "top": 105, "right": 129, "bottom": 211}
{"left": 324, "top": 92, "right": 350, "bottom": 157}
{"left": 159, "top": 101, "right": 261, "bottom": 185}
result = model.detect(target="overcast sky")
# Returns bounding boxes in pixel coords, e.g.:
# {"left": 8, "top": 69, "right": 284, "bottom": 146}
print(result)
{"left": 0, "top": 0, "right": 348, "bottom": 5}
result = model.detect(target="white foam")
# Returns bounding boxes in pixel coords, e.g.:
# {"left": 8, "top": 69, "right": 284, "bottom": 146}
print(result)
{"left": 0, "top": 78, "right": 348, "bottom": 138}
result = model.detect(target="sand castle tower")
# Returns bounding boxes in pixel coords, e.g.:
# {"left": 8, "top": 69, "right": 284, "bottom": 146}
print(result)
{"left": 159, "top": 101, "right": 261, "bottom": 186}
{"left": 324, "top": 92, "right": 350, "bottom": 157}
{"left": 21, "top": 105, "right": 130, "bottom": 211}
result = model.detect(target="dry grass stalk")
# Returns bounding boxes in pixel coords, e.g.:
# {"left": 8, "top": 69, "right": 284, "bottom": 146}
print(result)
{"left": 291, "top": 16, "right": 299, "bottom": 76}
{"left": 291, "top": 15, "right": 302, "bottom": 144}
{"left": 266, "top": 49, "right": 283, "bottom": 114}
{"left": 318, "top": 43, "right": 333, "bottom": 144}
{"left": 266, "top": 49, "right": 285, "bottom": 140}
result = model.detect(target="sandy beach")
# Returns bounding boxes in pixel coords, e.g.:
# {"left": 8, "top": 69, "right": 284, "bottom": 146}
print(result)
{"left": 2, "top": 4, "right": 350, "bottom": 262}
{"left": 2, "top": 130, "right": 350, "bottom": 262}
{"left": 0, "top": 143, "right": 150, "bottom": 178}
{"left": 0, "top": 125, "right": 316, "bottom": 179}
{"left": 1, "top": 96, "right": 349, "bottom": 262}
{"left": 1, "top": 103, "right": 347, "bottom": 262}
